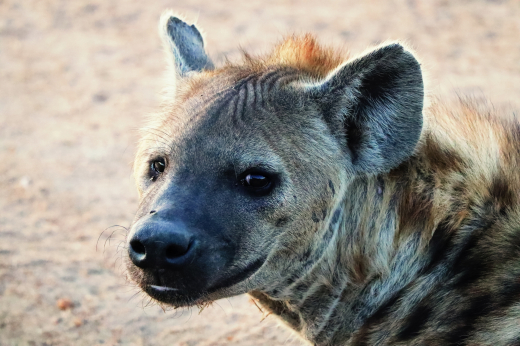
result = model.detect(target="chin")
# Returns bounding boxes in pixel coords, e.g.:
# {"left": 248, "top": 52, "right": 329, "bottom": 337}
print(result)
{"left": 143, "top": 284, "right": 206, "bottom": 307}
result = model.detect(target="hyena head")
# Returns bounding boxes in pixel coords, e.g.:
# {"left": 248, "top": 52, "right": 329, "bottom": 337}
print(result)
{"left": 126, "top": 13, "right": 423, "bottom": 308}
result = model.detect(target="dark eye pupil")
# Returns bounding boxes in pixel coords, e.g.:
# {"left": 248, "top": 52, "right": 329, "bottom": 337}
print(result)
{"left": 152, "top": 160, "right": 165, "bottom": 173}
{"left": 243, "top": 174, "right": 269, "bottom": 188}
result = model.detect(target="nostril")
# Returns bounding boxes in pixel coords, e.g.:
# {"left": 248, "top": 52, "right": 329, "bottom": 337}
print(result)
{"left": 130, "top": 240, "right": 146, "bottom": 255}
{"left": 150, "top": 210, "right": 156, "bottom": 214}
{"left": 165, "top": 243, "right": 189, "bottom": 259}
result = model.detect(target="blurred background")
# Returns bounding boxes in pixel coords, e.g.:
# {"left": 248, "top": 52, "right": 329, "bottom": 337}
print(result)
{"left": 1, "top": 0, "right": 519, "bottom": 345}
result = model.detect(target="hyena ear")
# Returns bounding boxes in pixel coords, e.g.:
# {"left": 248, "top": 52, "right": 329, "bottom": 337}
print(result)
{"left": 309, "top": 43, "right": 424, "bottom": 174}
{"left": 159, "top": 13, "right": 214, "bottom": 76}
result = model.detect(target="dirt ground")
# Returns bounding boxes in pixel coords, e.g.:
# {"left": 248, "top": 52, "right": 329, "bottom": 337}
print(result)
{"left": 1, "top": 0, "right": 520, "bottom": 345}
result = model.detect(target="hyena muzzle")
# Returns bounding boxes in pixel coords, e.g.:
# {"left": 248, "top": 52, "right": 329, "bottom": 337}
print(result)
{"left": 126, "top": 11, "right": 520, "bottom": 346}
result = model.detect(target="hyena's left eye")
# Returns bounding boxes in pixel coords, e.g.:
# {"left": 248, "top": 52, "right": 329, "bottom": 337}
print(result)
{"left": 242, "top": 174, "right": 270, "bottom": 188}
{"left": 150, "top": 158, "right": 166, "bottom": 181}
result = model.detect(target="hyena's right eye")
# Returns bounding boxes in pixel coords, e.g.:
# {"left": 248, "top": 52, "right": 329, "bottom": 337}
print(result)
{"left": 149, "top": 158, "right": 166, "bottom": 181}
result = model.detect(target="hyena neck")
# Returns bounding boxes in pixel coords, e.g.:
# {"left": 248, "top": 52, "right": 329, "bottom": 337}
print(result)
{"left": 255, "top": 145, "right": 481, "bottom": 344}
{"left": 250, "top": 103, "right": 520, "bottom": 345}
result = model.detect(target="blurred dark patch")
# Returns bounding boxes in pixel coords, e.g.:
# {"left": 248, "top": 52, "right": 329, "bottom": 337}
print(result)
{"left": 92, "top": 93, "right": 108, "bottom": 103}
{"left": 83, "top": 4, "right": 98, "bottom": 13}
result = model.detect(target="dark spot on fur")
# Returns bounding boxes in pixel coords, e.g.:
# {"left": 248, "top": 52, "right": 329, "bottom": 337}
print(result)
{"left": 424, "top": 219, "right": 454, "bottom": 272}
{"left": 329, "top": 180, "right": 336, "bottom": 196}
{"left": 312, "top": 212, "right": 320, "bottom": 223}
{"left": 345, "top": 117, "right": 362, "bottom": 163}
{"left": 321, "top": 208, "right": 327, "bottom": 220}
{"left": 502, "top": 231, "right": 520, "bottom": 261}
{"left": 490, "top": 175, "right": 515, "bottom": 212}
{"left": 295, "top": 283, "right": 307, "bottom": 293}
{"left": 276, "top": 217, "right": 289, "bottom": 227}
{"left": 451, "top": 221, "right": 494, "bottom": 290}
{"left": 423, "top": 134, "right": 463, "bottom": 171}
{"left": 451, "top": 241, "right": 484, "bottom": 289}
{"left": 463, "top": 293, "right": 493, "bottom": 320}
{"left": 351, "top": 335, "right": 369, "bottom": 346}
{"left": 446, "top": 294, "right": 493, "bottom": 345}
{"left": 507, "top": 337, "right": 520, "bottom": 346}
{"left": 331, "top": 209, "right": 341, "bottom": 224}
{"left": 496, "top": 277, "right": 520, "bottom": 309}
{"left": 286, "top": 274, "right": 299, "bottom": 285}
{"left": 397, "top": 305, "right": 432, "bottom": 340}
{"left": 445, "top": 325, "right": 472, "bottom": 345}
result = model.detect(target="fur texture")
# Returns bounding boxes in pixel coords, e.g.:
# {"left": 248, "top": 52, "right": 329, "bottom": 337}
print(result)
{"left": 126, "top": 13, "right": 520, "bottom": 346}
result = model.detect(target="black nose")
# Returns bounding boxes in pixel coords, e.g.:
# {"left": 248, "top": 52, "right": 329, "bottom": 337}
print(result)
{"left": 128, "top": 220, "right": 194, "bottom": 269}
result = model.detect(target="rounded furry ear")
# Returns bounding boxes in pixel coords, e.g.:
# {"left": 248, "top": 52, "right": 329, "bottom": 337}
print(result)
{"left": 159, "top": 12, "right": 214, "bottom": 76}
{"left": 308, "top": 43, "right": 424, "bottom": 174}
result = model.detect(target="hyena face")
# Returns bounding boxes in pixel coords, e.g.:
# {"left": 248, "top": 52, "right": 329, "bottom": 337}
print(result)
{"left": 126, "top": 14, "right": 423, "bottom": 308}
{"left": 128, "top": 75, "right": 347, "bottom": 306}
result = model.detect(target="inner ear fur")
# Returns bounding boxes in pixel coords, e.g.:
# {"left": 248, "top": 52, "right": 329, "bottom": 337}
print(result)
{"left": 311, "top": 43, "right": 424, "bottom": 174}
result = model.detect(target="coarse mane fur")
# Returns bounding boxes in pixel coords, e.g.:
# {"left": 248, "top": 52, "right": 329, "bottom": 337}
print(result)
{"left": 239, "top": 34, "right": 347, "bottom": 78}
{"left": 336, "top": 96, "right": 520, "bottom": 284}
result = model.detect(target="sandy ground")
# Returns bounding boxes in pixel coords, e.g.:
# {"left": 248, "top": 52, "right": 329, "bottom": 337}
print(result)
{"left": 1, "top": 0, "right": 520, "bottom": 345}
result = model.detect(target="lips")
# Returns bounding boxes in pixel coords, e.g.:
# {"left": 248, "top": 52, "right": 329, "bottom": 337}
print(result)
{"left": 149, "top": 285, "right": 178, "bottom": 292}
{"left": 144, "top": 284, "right": 189, "bottom": 305}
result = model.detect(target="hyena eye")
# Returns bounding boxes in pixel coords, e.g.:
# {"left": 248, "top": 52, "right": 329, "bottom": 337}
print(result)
{"left": 150, "top": 158, "right": 166, "bottom": 180}
{"left": 241, "top": 174, "right": 271, "bottom": 190}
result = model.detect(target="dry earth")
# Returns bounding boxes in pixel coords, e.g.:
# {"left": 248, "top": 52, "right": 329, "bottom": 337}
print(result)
{"left": 1, "top": 0, "right": 520, "bottom": 345}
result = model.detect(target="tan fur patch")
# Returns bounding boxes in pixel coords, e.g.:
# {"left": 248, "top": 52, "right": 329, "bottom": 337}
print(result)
{"left": 266, "top": 34, "right": 347, "bottom": 78}
{"left": 218, "top": 34, "right": 347, "bottom": 80}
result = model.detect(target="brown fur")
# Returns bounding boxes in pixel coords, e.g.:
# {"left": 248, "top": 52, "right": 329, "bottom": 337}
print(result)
{"left": 247, "top": 34, "right": 346, "bottom": 78}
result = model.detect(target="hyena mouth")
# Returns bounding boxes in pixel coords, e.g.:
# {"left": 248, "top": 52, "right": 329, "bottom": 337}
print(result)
{"left": 134, "top": 256, "right": 268, "bottom": 307}
{"left": 144, "top": 285, "right": 188, "bottom": 306}
{"left": 136, "top": 270, "right": 205, "bottom": 306}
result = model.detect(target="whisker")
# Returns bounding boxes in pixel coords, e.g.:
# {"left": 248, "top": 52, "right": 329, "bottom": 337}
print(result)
{"left": 97, "top": 225, "right": 128, "bottom": 252}
{"left": 128, "top": 290, "right": 142, "bottom": 303}
{"left": 104, "top": 228, "right": 126, "bottom": 253}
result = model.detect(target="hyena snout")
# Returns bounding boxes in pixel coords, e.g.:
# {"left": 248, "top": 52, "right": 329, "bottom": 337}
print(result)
{"left": 126, "top": 202, "right": 250, "bottom": 306}
{"left": 128, "top": 215, "right": 195, "bottom": 270}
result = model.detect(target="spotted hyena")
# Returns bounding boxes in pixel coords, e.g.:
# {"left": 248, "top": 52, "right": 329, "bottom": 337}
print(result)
{"left": 126, "top": 11, "right": 520, "bottom": 346}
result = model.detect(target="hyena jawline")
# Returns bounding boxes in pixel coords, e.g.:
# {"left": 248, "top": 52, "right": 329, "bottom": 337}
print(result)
{"left": 126, "top": 12, "right": 520, "bottom": 346}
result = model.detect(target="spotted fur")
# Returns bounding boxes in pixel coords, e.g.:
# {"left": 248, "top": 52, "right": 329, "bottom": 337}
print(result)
{"left": 127, "top": 12, "right": 520, "bottom": 346}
